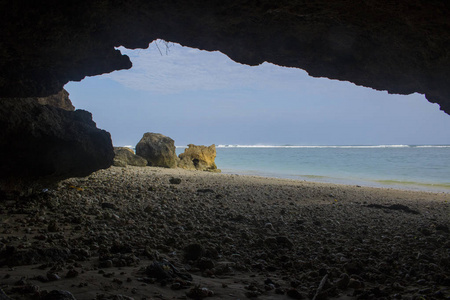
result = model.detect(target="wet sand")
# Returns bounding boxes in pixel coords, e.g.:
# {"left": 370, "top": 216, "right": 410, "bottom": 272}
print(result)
{"left": 0, "top": 166, "right": 449, "bottom": 299}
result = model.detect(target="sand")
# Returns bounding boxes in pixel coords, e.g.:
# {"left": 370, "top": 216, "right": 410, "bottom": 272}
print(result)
{"left": 0, "top": 166, "right": 449, "bottom": 300}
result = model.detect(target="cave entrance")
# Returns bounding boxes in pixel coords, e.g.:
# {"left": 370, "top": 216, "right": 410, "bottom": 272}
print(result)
{"left": 65, "top": 40, "right": 449, "bottom": 148}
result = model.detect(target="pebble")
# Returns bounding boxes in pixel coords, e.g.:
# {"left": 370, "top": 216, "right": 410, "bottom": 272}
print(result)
{"left": 286, "top": 288, "right": 303, "bottom": 299}
{"left": 65, "top": 269, "right": 79, "bottom": 278}
{"left": 336, "top": 273, "right": 350, "bottom": 289}
{"left": 101, "top": 202, "right": 117, "bottom": 210}
{"left": 169, "top": 178, "right": 182, "bottom": 184}
{"left": 0, "top": 166, "right": 448, "bottom": 300}
{"left": 184, "top": 244, "right": 204, "bottom": 261}
{"left": 47, "top": 272, "right": 61, "bottom": 281}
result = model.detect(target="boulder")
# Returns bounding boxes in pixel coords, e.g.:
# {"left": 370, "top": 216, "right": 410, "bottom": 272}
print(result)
{"left": 135, "top": 133, "right": 178, "bottom": 168}
{"left": 113, "top": 147, "right": 147, "bottom": 167}
{"left": 178, "top": 144, "right": 220, "bottom": 172}
{"left": 0, "top": 97, "right": 114, "bottom": 194}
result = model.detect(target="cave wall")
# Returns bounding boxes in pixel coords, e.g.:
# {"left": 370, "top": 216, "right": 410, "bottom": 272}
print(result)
{"left": 1, "top": 0, "right": 449, "bottom": 114}
{"left": 0, "top": 95, "right": 114, "bottom": 194}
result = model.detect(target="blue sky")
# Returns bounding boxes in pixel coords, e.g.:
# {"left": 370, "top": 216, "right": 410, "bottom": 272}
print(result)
{"left": 65, "top": 40, "right": 450, "bottom": 147}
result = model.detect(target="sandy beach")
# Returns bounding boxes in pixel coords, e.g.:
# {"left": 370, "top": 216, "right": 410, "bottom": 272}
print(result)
{"left": 0, "top": 166, "right": 449, "bottom": 300}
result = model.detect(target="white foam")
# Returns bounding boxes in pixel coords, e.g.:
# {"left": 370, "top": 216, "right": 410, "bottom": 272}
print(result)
{"left": 415, "top": 145, "right": 450, "bottom": 148}
{"left": 216, "top": 144, "right": 413, "bottom": 149}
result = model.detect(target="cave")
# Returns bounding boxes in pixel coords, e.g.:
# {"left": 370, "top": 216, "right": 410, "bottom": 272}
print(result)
{"left": 0, "top": 2, "right": 449, "bottom": 299}
{"left": 1, "top": 0, "right": 449, "bottom": 190}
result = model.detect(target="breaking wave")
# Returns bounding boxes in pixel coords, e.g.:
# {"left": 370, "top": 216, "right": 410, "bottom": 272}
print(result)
{"left": 215, "top": 144, "right": 449, "bottom": 149}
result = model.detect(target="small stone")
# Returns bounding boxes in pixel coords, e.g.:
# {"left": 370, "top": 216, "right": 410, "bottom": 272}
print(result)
{"left": 184, "top": 244, "right": 204, "bottom": 261}
{"left": 286, "top": 288, "right": 303, "bottom": 299}
{"left": 347, "top": 278, "right": 362, "bottom": 289}
{"left": 336, "top": 273, "right": 350, "bottom": 289}
{"left": 171, "top": 282, "right": 182, "bottom": 290}
{"left": 197, "top": 257, "right": 215, "bottom": 270}
{"left": 264, "top": 223, "right": 275, "bottom": 231}
{"left": 47, "top": 272, "right": 61, "bottom": 281}
{"left": 169, "top": 177, "right": 182, "bottom": 184}
{"left": 111, "top": 295, "right": 134, "bottom": 300}
{"left": 245, "top": 291, "right": 260, "bottom": 298}
{"left": 222, "top": 236, "right": 234, "bottom": 244}
{"left": 47, "top": 221, "right": 60, "bottom": 232}
{"left": 276, "top": 236, "right": 294, "bottom": 248}
{"left": 264, "top": 237, "right": 277, "bottom": 246}
{"left": 197, "top": 188, "right": 214, "bottom": 193}
{"left": 435, "top": 224, "right": 449, "bottom": 232}
{"left": 101, "top": 202, "right": 117, "bottom": 210}
{"left": 99, "top": 260, "right": 114, "bottom": 268}
{"left": 14, "top": 277, "right": 28, "bottom": 286}
{"left": 66, "top": 269, "right": 79, "bottom": 278}
{"left": 187, "top": 286, "right": 214, "bottom": 299}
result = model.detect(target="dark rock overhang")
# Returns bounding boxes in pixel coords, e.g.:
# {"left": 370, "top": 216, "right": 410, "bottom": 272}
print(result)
{"left": 0, "top": 96, "right": 114, "bottom": 193}
{"left": 1, "top": 0, "right": 449, "bottom": 114}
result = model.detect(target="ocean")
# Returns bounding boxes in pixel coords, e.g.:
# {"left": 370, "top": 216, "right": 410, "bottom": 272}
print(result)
{"left": 176, "top": 145, "right": 450, "bottom": 192}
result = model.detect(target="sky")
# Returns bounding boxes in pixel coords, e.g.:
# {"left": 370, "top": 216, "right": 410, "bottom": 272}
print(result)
{"left": 65, "top": 40, "right": 450, "bottom": 147}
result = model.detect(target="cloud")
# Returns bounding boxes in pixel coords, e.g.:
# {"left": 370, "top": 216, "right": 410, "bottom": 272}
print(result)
{"left": 105, "top": 40, "right": 321, "bottom": 94}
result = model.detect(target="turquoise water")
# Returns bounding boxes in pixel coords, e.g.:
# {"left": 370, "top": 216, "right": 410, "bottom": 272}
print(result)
{"left": 177, "top": 145, "right": 450, "bottom": 192}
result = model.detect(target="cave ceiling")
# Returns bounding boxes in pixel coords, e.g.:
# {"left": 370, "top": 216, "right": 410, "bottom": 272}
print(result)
{"left": 1, "top": 0, "right": 449, "bottom": 114}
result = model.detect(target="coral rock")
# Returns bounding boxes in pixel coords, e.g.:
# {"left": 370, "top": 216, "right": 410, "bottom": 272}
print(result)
{"left": 113, "top": 147, "right": 147, "bottom": 167}
{"left": 178, "top": 144, "right": 220, "bottom": 172}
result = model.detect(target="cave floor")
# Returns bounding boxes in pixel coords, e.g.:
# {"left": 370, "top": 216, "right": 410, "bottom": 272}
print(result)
{"left": 0, "top": 166, "right": 449, "bottom": 299}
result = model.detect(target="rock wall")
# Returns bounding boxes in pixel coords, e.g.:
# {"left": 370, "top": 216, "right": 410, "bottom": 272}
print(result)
{"left": 0, "top": 0, "right": 449, "bottom": 114}
{"left": 0, "top": 98, "right": 114, "bottom": 194}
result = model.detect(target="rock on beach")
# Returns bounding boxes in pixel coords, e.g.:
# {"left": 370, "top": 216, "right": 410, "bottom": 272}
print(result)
{"left": 178, "top": 144, "right": 220, "bottom": 172}
{"left": 135, "top": 132, "right": 178, "bottom": 168}
{"left": 113, "top": 147, "right": 147, "bottom": 167}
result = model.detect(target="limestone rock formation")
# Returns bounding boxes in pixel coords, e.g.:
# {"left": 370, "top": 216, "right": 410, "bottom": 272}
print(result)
{"left": 135, "top": 133, "right": 178, "bottom": 168}
{"left": 0, "top": 98, "right": 114, "bottom": 194}
{"left": 178, "top": 144, "right": 220, "bottom": 172}
{"left": 113, "top": 147, "right": 148, "bottom": 167}
{"left": 35, "top": 89, "right": 75, "bottom": 111}
{"left": 0, "top": 1, "right": 449, "bottom": 114}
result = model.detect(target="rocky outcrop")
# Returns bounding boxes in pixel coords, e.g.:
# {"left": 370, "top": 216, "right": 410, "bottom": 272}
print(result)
{"left": 0, "top": 98, "right": 114, "bottom": 194}
{"left": 178, "top": 144, "right": 220, "bottom": 172}
{"left": 113, "top": 147, "right": 147, "bottom": 167}
{"left": 0, "top": 1, "right": 450, "bottom": 114}
{"left": 35, "top": 89, "right": 75, "bottom": 111}
{"left": 135, "top": 133, "right": 178, "bottom": 168}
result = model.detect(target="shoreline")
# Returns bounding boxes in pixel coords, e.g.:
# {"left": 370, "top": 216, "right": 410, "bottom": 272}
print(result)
{"left": 0, "top": 166, "right": 449, "bottom": 299}
{"left": 209, "top": 145, "right": 450, "bottom": 194}
{"left": 219, "top": 168, "right": 450, "bottom": 194}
